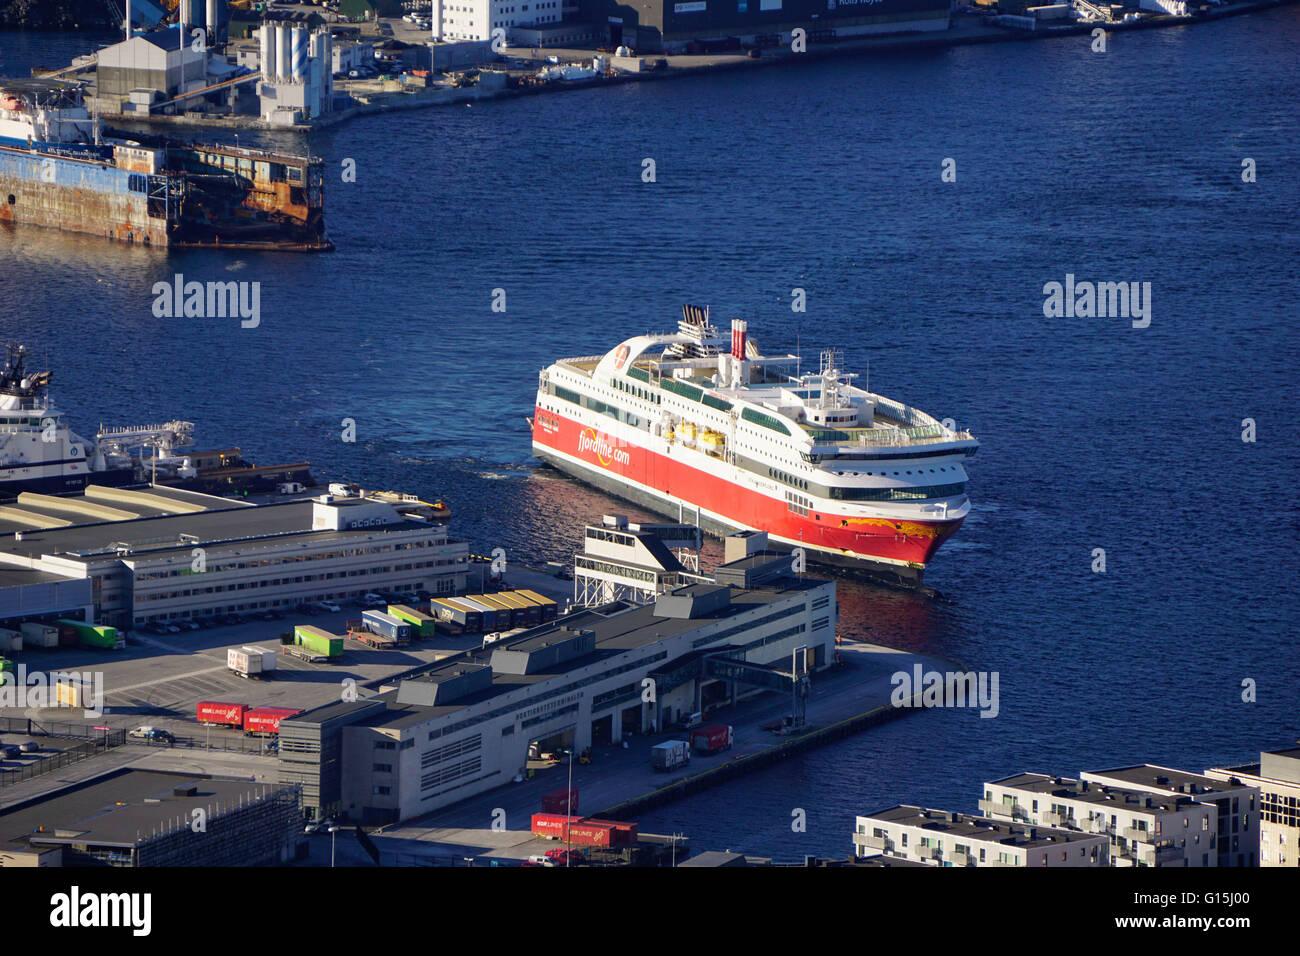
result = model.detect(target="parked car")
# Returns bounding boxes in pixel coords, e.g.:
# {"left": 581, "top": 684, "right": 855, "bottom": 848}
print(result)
{"left": 527, "top": 854, "right": 557, "bottom": 867}
{"left": 128, "top": 726, "right": 172, "bottom": 742}
{"left": 178, "top": 620, "right": 199, "bottom": 631}
{"left": 317, "top": 601, "right": 341, "bottom": 613}
{"left": 164, "top": 624, "right": 181, "bottom": 634}
{"left": 545, "top": 848, "right": 584, "bottom": 865}
{"left": 18, "top": 740, "right": 40, "bottom": 753}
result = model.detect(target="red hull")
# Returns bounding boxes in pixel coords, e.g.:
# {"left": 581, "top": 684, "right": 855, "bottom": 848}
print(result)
{"left": 531, "top": 406, "right": 964, "bottom": 571}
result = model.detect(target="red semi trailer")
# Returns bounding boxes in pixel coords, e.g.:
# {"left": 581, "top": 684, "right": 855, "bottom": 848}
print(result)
{"left": 690, "top": 723, "right": 734, "bottom": 755}
{"left": 242, "top": 706, "right": 303, "bottom": 736}
{"left": 532, "top": 813, "right": 583, "bottom": 840}
{"left": 197, "top": 701, "right": 248, "bottom": 728}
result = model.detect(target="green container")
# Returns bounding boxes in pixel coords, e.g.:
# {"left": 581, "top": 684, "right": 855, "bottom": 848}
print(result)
{"left": 56, "top": 619, "right": 118, "bottom": 649}
{"left": 295, "top": 626, "right": 342, "bottom": 659}
{"left": 387, "top": 604, "right": 436, "bottom": 638}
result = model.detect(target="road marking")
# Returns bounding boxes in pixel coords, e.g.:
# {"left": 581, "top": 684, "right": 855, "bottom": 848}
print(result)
{"left": 105, "top": 665, "right": 230, "bottom": 697}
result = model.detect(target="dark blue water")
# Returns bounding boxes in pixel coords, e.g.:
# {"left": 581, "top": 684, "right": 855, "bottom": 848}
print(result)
{"left": 3, "top": 14, "right": 1298, "bottom": 859}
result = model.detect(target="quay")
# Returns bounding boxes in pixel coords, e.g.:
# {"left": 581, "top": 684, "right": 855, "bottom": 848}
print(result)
{"left": 33, "top": 0, "right": 1297, "bottom": 135}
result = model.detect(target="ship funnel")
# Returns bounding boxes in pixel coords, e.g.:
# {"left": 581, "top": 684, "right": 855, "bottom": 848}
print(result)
{"left": 730, "top": 319, "right": 748, "bottom": 360}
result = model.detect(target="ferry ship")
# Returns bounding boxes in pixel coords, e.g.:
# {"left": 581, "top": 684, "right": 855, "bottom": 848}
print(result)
{"left": 532, "top": 307, "right": 979, "bottom": 584}
{"left": 0, "top": 78, "right": 330, "bottom": 250}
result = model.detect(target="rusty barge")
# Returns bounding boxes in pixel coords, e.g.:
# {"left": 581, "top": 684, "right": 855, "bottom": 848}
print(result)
{"left": 0, "top": 79, "right": 331, "bottom": 250}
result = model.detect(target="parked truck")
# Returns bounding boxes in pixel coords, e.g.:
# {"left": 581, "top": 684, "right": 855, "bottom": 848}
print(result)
{"left": 55, "top": 619, "right": 123, "bottom": 650}
{"left": 197, "top": 701, "right": 248, "bottom": 727}
{"left": 361, "top": 610, "right": 411, "bottom": 644}
{"left": 690, "top": 723, "right": 734, "bottom": 755}
{"left": 227, "top": 645, "right": 277, "bottom": 679}
{"left": 293, "top": 625, "right": 343, "bottom": 659}
{"left": 243, "top": 706, "right": 302, "bottom": 736}
{"left": 20, "top": 622, "right": 59, "bottom": 649}
{"left": 651, "top": 739, "right": 691, "bottom": 772}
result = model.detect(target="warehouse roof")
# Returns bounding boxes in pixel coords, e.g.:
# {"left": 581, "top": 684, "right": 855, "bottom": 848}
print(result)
{"left": 0, "top": 769, "right": 292, "bottom": 851}
{"left": 288, "top": 575, "right": 824, "bottom": 733}
{"left": 0, "top": 499, "right": 437, "bottom": 563}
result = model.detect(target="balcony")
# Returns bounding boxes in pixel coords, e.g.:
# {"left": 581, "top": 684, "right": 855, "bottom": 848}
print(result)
{"left": 1134, "top": 843, "right": 1183, "bottom": 867}
{"left": 859, "top": 834, "right": 894, "bottom": 853}
{"left": 915, "top": 844, "right": 942, "bottom": 860}
{"left": 979, "top": 799, "right": 1023, "bottom": 820}
{"left": 951, "top": 849, "right": 977, "bottom": 867}
{"left": 1043, "top": 811, "right": 1076, "bottom": 829}
{"left": 1080, "top": 817, "right": 1112, "bottom": 835}
{"left": 1122, "top": 826, "right": 1153, "bottom": 844}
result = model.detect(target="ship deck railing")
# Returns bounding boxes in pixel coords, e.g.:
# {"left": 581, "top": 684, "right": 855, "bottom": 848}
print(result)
{"left": 801, "top": 422, "right": 976, "bottom": 448}
{"left": 556, "top": 356, "right": 605, "bottom": 374}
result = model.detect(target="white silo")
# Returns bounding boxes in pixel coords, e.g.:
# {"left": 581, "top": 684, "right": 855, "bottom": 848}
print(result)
{"left": 206, "top": 0, "right": 218, "bottom": 35}
{"left": 291, "top": 27, "right": 307, "bottom": 83}
{"left": 179, "top": 0, "right": 193, "bottom": 29}
{"left": 261, "top": 23, "right": 275, "bottom": 79}
{"left": 276, "top": 24, "right": 291, "bottom": 82}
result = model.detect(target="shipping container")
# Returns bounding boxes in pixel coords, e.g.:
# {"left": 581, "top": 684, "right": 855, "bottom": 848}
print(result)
{"left": 0, "top": 627, "right": 21, "bottom": 652}
{"left": 361, "top": 610, "right": 412, "bottom": 644}
{"left": 585, "top": 819, "right": 638, "bottom": 846}
{"left": 55, "top": 619, "right": 122, "bottom": 650}
{"left": 651, "top": 739, "right": 691, "bottom": 771}
{"left": 492, "top": 591, "right": 541, "bottom": 626}
{"left": 197, "top": 700, "right": 248, "bottom": 726}
{"left": 387, "top": 604, "right": 437, "bottom": 638}
{"left": 430, "top": 598, "right": 481, "bottom": 633}
{"left": 227, "top": 645, "right": 277, "bottom": 678}
{"left": 20, "top": 622, "right": 59, "bottom": 648}
{"left": 455, "top": 596, "right": 508, "bottom": 631}
{"left": 564, "top": 821, "right": 615, "bottom": 848}
{"left": 294, "top": 625, "right": 343, "bottom": 659}
{"left": 469, "top": 593, "right": 518, "bottom": 628}
{"left": 515, "top": 589, "right": 559, "bottom": 622}
{"left": 690, "top": 723, "right": 733, "bottom": 755}
{"left": 541, "top": 788, "right": 579, "bottom": 815}
{"left": 243, "top": 706, "right": 302, "bottom": 736}
{"left": 531, "top": 813, "right": 582, "bottom": 840}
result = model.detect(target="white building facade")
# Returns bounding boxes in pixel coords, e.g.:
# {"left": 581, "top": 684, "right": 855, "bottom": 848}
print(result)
{"left": 854, "top": 806, "right": 1109, "bottom": 867}
{"left": 981, "top": 773, "right": 1217, "bottom": 867}
{"left": 430, "top": 0, "right": 562, "bottom": 42}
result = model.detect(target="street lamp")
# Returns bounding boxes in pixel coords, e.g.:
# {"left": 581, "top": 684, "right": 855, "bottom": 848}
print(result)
{"left": 328, "top": 826, "right": 339, "bottom": 867}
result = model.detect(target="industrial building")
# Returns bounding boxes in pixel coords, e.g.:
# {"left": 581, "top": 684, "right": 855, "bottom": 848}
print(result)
{"left": 0, "top": 485, "right": 468, "bottom": 629}
{"left": 254, "top": 19, "right": 336, "bottom": 123}
{"left": 582, "top": 0, "right": 952, "bottom": 51}
{"left": 853, "top": 805, "right": 1111, "bottom": 867}
{"left": 0, "top": 769, "right": 301, "bottom": 867}
{"left": 572, "top": 514, "right": 705, "bottom": 607}
{"left": 1207, "top": 748, "right": 1300, "bottom": 868}
{"left": 279, "top": 543, "right": 836, "bottom": 824}
{"left": 93, "top": 26, "right": 210, "bottom": 110}
{"left": 430, "top": 0, "right": 564, "bottom": 42}
{"left": 1080, "top": 765, "right": 1259, "bottom": 867}
{"left": 980, "top": 772, "right": 1218, "bottom": 867}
